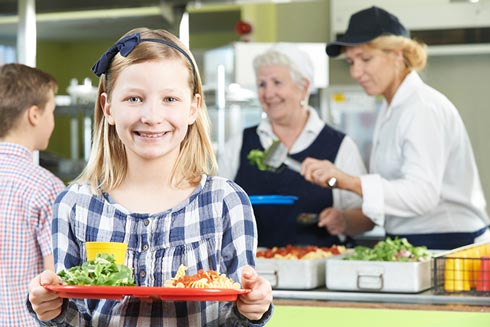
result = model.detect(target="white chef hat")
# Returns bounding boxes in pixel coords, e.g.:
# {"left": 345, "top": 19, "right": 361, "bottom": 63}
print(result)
{"left": 267, "top": 43, "right": 315, "bottom": 93}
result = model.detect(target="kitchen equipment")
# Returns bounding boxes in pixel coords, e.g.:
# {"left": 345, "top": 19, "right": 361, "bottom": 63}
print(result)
{"left": 325, "top": 253, "right": 432, "bottom": 293}
{"left": 296, "top": 213, "right": 319, "bottom": 225}
{"left": 263, "top": 141, "right": 337, "bottom": 188}
{"left": 296, "top": 212, "right": 347, "bottom": 243}
{"left": 263, "top": 140, "right": 301, "bottom": 172}
{"left": 256, "top": 257, "right": 327, "bottom": 289}
{"left": 256, "top": 245, "right": 346, "bottom": 290}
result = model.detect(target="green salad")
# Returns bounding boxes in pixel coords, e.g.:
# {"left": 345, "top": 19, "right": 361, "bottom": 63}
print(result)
{"left": 247, "top": 149, "right": 272, "bottom": 171}
{"left": 58, "top": 253, "right": 135, "bottom": 286}
{"left": 344, "top": 237, "right": 431, "bottom": 262}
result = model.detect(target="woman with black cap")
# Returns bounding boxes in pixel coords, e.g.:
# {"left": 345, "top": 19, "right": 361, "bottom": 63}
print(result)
{"left": 301, "top": 6, "right": 490, "bottom": 250}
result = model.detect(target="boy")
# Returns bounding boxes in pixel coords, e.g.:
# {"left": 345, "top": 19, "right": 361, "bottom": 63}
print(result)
{"left": 0, "top": 63, "right": 65, "bottom": 326}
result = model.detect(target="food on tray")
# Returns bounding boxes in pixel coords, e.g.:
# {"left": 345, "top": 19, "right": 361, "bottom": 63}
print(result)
{"left": 57, "top": 253, "right": 135, "bottom": 286}
{"left": 164, "top": 265, "right": 241, "bottom": 289}
{"left": 344, "top": 237, "right": 431, "bottom": 262}
{"left": 256, "top": 244, "right": 346, "bottom": 260}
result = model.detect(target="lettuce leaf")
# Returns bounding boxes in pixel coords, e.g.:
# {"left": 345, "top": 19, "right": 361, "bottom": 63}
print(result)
{"left": 58, "top": 253, "right": 135, "bottom": 286}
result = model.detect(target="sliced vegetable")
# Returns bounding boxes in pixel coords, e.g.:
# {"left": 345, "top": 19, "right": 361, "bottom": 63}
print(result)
{"left": 58, "top": 253, "right": 135, "bottom": 286}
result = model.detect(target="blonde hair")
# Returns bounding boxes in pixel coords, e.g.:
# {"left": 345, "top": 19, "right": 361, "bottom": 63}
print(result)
{"left": 74, "top": 28, "right": 217, "bottom": 194}
{"left": 368, "top": 35, "right": 427, "bottom": 71}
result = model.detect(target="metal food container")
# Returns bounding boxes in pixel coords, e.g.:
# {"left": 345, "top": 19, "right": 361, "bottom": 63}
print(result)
{"left": 325, "top": 254, "right": 432, "bottom": 293}
{"left": 256, "top": 257, "right": 326, "bottom": 289}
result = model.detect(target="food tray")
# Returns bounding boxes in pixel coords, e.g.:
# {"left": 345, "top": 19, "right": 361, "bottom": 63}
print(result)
{"left": 248, "top": 195, "right": 297, "bottom": 205}
{"left": 256, "top": 257, "right": 326, "bottom": 289}
{"left": 45, "top": 285, "right": 250, "bottom": 301}
{"left": 432, "top": 242, "right": 490, "bottom": 295}
{"left": 325, "top": 253, "right": 432, "bottom": 293}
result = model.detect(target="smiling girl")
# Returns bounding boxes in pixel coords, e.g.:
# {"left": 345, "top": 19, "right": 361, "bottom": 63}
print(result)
{"left": 27, "top": 28, "right": 273, "bottom": 326}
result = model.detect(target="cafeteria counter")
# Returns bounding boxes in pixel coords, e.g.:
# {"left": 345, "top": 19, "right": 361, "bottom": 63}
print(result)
{"left": 272, "top": 287, "right": 490, "bottom": 307}
{"left": 266, "top": 288, "right": 490, "bottom": 327}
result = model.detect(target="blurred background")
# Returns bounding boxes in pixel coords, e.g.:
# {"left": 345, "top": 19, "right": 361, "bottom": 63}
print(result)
{"left": 1, "top": 0, "right": 489, "bottom": 216}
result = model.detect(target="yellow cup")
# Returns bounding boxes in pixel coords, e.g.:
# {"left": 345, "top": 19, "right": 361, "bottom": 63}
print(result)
{"left": 86, "top": 242, "right": 128, "bottom": 265}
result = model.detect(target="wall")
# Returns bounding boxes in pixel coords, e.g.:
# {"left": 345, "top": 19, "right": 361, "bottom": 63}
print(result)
{"left": 425, "top": 54, "right": 490, "bottom": 211}
{"left": 37, "top": 40, "right": 112, "bottom": 159}
{"left": 188, "top": 0, "right": 329, "bottom": 46}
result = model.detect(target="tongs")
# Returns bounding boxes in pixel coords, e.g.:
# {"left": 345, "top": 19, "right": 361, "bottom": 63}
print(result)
{"left": 264, "top": 140, "right": 337, "bottom": 188}
{"left": 296, "top": 212, "right": 347, "bottom": 242}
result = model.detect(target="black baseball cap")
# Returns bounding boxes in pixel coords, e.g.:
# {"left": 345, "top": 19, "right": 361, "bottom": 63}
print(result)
{"left": 326, "top": 6, "right": 410, "bottom": 57}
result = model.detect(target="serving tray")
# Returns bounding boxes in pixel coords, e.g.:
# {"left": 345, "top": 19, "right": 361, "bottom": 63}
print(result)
{"left": 44, "top": 285, "right": 250, "bottom": 301}
{"left": 325, "top": 254, "right": 432, "bottom": 293}
{"left": 256, "top": 258, "right": 327, "bottom": 289}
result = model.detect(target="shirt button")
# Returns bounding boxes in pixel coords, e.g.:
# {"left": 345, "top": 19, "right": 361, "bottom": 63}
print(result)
{"left": 143, "top": 244, "right": 149, "bottom": 251}
{"left": 144, "top": 219, "right": 150, "bottom": 226}
{"left": 139, "top": 270, "right": 146, "bottom": 278}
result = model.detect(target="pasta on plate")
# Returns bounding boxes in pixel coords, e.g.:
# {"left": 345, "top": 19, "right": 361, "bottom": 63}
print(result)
{"left": 164, "top": 265, "right": 241, "bottom": 289}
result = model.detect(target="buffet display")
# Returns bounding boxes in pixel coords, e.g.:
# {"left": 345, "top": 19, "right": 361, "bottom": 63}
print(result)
{"left": 326, "top": 238, "right": 432, "bottom": 293}
{"left": 255, "top": 238, "right": 490, "bottom": 298}
{"left": 256, "top": 245, "right": 346, "bottom": 289}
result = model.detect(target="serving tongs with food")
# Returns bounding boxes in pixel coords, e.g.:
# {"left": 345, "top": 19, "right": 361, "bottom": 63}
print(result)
{"left": 262, "top": 141, "right": 337, "bottom": 188}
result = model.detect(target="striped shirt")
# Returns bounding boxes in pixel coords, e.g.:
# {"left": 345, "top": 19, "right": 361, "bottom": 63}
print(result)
{"left": 32, "top": 174, "right": 271, "bottom": 326}
{"left": 0, "top": 142, "right": 65, "bottom": 327}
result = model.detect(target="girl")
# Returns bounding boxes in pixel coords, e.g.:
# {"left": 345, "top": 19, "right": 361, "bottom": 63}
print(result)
{"left": 27, "top": 28, "right": 273, "bottom": 326}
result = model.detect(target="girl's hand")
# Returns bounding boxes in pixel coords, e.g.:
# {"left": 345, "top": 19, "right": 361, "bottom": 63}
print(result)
{"left": 237, "top": 266, "right": 273, "bottom": 321}
{"left": 28, "top": 270, "right": 64, "bottom": 321}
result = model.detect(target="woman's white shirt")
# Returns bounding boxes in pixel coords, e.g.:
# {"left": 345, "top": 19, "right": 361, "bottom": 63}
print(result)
{"left": 218, "top": 106, "right": 366, "bottom": 211}
{"left": 361, "top": 72, "right": 489, "bottom": 234}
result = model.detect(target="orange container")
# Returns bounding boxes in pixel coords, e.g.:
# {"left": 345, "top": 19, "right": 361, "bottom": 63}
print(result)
{"left": 476, "top": 255, "right": 490, "bottom": 291}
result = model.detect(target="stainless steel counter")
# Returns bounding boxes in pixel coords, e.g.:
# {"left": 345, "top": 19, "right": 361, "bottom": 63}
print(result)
{"left": 272, "top": 288, "right": 490, "bottom": 307}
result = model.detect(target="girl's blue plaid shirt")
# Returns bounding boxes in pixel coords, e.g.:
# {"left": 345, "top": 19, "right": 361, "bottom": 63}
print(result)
{"left": 30, "top": 174, "right": 272, "bottom": 326}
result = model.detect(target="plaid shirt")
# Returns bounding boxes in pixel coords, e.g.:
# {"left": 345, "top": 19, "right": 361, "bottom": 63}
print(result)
{"left": 33, "top": 175, "right": 271, "bottom": 326}
{"left": 0, "top": 143, "right": 65, "bottom": 326}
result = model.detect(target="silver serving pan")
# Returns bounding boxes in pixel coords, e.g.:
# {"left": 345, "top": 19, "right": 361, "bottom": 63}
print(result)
{"left": 256, "top": 257, "right": 326, "bottom": 289}
{"left": 325, "top": 254, "right": 432, "bottom": 293}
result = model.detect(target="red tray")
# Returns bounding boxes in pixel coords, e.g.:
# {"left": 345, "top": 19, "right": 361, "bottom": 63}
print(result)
{"left": 44, "top": 285, "right": 250, "bottom": 301}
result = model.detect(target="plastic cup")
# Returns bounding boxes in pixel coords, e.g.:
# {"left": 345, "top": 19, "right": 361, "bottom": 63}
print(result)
{"left": 86, "top": 242, "right": 128, "bottom": 265}
{"left": 476, "top": 255, "right": 490, "bottom": 291}
{"left": 444, "top": 253, "right": 470, "bottom": 292}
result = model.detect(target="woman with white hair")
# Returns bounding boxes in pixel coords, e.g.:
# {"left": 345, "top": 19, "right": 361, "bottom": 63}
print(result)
{"left": 219, "top": 43, "right": 373, "bottom": 248}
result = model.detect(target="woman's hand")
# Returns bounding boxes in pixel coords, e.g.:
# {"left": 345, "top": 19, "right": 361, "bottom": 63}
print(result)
{"left": 237, "top": 266, "right": 273, "bottom": 321}
{"left": 301, "top": 157, "right": 363, "bottom": 196}
{"left": 28, "top": 270, "right": 64, "bottom": 321}
{"left": 317, "top": 207, "right": 347, "bottom": 235}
